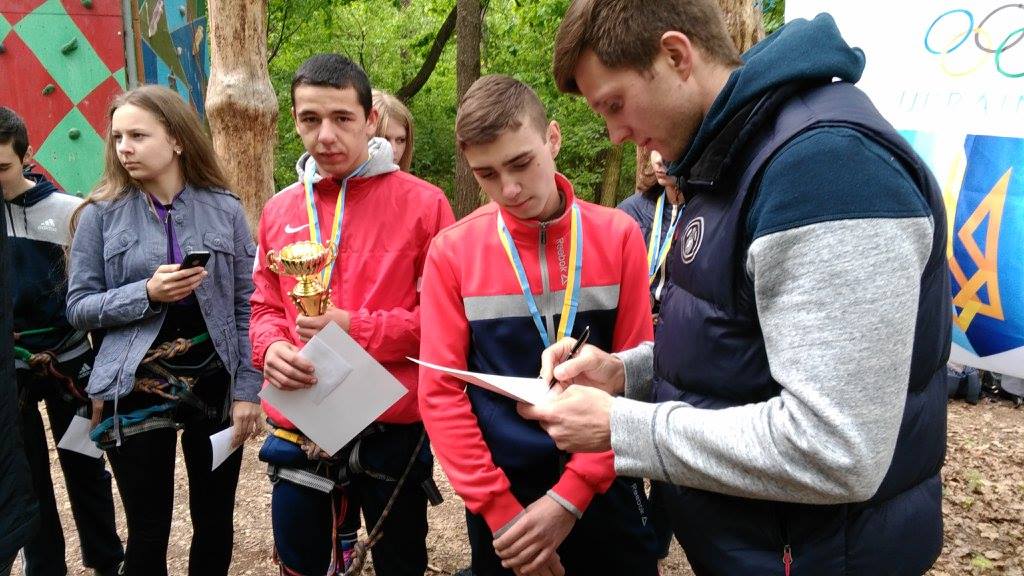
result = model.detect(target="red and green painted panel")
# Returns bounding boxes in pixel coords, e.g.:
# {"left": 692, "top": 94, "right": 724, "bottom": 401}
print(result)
{"left": 0, "top": 0, "right": 209, "bottom": 197}
{"left": 0, "top": 0, "right": 127, "bottom": 196}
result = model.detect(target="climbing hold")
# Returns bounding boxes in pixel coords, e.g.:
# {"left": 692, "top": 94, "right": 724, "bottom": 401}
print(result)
{"left": 61, "top": 38, "right": 79, "bottom": 55}
{"left": 179, "top": 5, "right": 186, "bottom": 16}
{"left": 82, "top": 0, "right": 93, "bottom": 7}
{"left": 42, "top": 84, "right": 55, "bottom": 95}
{"left": 68, "top": 128, "right": 81, "bottom": 140}
{"left": 0, "top": 43, "right": 6, "bottom": 54}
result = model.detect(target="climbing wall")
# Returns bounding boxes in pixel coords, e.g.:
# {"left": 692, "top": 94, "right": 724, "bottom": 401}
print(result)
{"left": 0, "top": 0, "right": 209, "bottom": 197}
{"left": 0, "top": 0, "right": 128, "bottom": 196}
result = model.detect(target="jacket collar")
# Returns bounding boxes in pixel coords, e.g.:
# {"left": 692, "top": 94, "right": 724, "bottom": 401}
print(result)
{"left": 137, "top": 185, "right": 194, "bottom": 220}
{"left": 498, "top": 172, "right": 576, "bottom": 245}
{"left": 8, "top": 172, "right": 59, "bottom": 206}
{"left": 298, "top": 137, "right": 400, "bottom": 203}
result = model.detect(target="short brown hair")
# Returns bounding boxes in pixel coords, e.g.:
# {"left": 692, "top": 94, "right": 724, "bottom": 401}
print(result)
{"left": 455, "top": 75, "right": 549, "bottom": 150}
{"left": 553, "top": 0, "right": 741, "bottom": 94}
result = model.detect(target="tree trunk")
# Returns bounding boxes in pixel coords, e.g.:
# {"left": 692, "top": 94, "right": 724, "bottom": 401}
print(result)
{"left": 630, "top": 3, "right": 764, "bottom": 192}
{"left": 206, "top": 0, "right": 279, "bottom": 233}
{"left": 453, "top": 0, "right": 483, "bottom": 218}
{"left": 397, "top": 5, "right": 458, "bottom": 102}
{"left": 599, "top": 144, "right": 624, "bottom": 207}
{"left": 635, "top": 146, "right": 651, "bottom": 192}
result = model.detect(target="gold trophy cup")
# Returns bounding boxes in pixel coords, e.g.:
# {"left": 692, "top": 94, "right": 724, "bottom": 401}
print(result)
{"left": 265, "top": 241, "right": 338, "bottom": 316}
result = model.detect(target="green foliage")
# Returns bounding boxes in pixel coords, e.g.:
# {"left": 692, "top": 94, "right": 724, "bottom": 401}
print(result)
{"left": 761, "top": 0, "right": 786, "bottom": 36}
{"left": 267, "top": 0, "right": 782, "bottom": 205}
{"left": 267, "top": 0, "right": 633, "bottom": 203}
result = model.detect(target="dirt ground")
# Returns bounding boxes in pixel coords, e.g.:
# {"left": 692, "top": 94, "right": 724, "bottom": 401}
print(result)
{"left": 12, "top": 398, "right": 1023, "bottom": 575}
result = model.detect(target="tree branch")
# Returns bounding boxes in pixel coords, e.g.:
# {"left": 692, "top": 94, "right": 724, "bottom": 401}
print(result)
{"left": 396, "top": 4, "right": 457, "bottom": 102}
{"left": 266, "top": 1, "right": 292, "bottom": 65}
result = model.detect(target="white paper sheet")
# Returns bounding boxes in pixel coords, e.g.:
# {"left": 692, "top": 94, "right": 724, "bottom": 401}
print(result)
{"left": 57, "top": 415, "right": 104, "bottom": 459}
{"left": 260, "top": 322, "right": 408, "bottom": 455}
{"left": 209, "top": 426, "right": 241, "bottom": 471}
{"left": 409, "top": 358, "right": 556, "bottom": 405}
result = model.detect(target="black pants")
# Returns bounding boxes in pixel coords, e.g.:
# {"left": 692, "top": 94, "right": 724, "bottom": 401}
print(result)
{"left": 105, "top": 372, "right": 241, "bottom": 576}
{"left": 0, "top": 554, "right": 14, "bottom": 576}
{"left": 271, "top": 423, "right": 430, "bottom": 576}
{"left": 649, "top": 480, "right": 676, "bottom": 559}
{"left": 18, "top": 377, "right": 123, "bottom": 576}
{"left": 466, "top": 475, "right": 660, "bottom": 576}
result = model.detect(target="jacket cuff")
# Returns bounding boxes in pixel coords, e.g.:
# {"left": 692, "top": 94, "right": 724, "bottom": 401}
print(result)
{"left": 550, "top": 468, "right": 597, "bottom": 518}
{"left": 231, "top": 367, "right": 264, "bottom": 403}
{"left": 492, "top": 509, "right": 526, "bottom": 539}
{"left": 610, "top": 397, "right": 667, "bottom": 481}
{"left": 545, "top": 490, "right": 583, "bottom": 520}
{"left": 480, "top": 489, "right": 525, "bottom": 534}
{"left": 613, "top": 341, "right": 654, "bottom": 400}
{"left": 253, "top": 333, "right": 290, "bottom": 369}
{"left": 127, "top": 278, "right": 161, "bottom": 320}
{"left": 347, "top": 309, "right": 372, "bottom": 349}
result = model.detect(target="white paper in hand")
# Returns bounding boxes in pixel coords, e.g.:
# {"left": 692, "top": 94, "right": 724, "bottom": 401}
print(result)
{"left": 209, "top": 427, "right": 241, "bottom": 471}
{"left": 57, "top": 415, "right": 104, "bottom": 459}
{"left": 408, "top": 358, "right": 556, "bottom": 405}
{"left": 260, "top": 321, "right": 408, "bottom": 455}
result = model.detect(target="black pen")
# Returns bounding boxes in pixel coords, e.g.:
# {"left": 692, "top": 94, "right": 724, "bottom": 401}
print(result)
{"left": 548, "top": 325, "right": 590, "bottom": 390}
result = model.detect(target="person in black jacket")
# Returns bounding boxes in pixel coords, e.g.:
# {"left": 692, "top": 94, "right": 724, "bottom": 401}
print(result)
{"left": 2, "top": 106, "right": 124, "bottom": 576}
{"left": 0, "top": 109, "right": 40, "bottom": 576}
{"left": 617, "top": 149, "right": 683, "bottom": 321}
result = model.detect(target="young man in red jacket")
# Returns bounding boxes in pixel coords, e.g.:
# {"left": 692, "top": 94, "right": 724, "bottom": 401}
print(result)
{"left": 418, "top": 75, "right": 659, "bottom": 576}
{"left": 250, "top": 53, "right": 454, "bottom": 576}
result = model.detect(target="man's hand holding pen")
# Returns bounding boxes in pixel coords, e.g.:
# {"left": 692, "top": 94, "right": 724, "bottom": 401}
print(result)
{"left": 518, "top": 330, "right": 623, "bottom": 453}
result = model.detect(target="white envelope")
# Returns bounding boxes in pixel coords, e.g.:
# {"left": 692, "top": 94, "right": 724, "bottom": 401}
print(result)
{"left": 260, "top": 322, "right": 408, "bottom": 455}
{"left": 299, "top": 335, "right": 354, "bottom": 405}
{"left": 409, "top": 357, "right": 556, "bottom": 405}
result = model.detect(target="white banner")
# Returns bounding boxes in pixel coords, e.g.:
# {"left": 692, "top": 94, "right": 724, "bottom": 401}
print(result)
{"left": 787, "top": 2, "right": 1024, "bottom": 378}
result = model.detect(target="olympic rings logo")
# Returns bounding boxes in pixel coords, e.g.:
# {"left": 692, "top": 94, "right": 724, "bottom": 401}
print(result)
{"left": 924, "top": 4, "right": 1024, "bottom": 78}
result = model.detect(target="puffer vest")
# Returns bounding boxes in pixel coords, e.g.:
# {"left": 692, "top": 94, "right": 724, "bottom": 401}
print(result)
{"left": 654, "top": 81, "right": 950, "bottom": 575}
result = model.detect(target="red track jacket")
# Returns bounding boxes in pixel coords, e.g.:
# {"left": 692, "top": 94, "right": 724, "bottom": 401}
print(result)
{"left": 419, "top": 174, "right": 653, "bottom": 532}
{"left": 251, "top": 150, "right": 454, "bottom": 428}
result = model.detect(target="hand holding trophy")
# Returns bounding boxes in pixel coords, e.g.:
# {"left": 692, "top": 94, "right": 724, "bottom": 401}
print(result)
{"left": 265, "top": 241, "right": 338, "bottom": 316}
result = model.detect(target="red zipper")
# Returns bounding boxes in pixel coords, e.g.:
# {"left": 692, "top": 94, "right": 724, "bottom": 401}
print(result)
{"left": 783, "top": 544, "right": 793, "bottom": 576}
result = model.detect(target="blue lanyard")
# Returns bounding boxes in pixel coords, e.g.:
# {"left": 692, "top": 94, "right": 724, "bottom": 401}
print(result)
{"left": 496, "top": 203, "right": 583, "bottom": 347}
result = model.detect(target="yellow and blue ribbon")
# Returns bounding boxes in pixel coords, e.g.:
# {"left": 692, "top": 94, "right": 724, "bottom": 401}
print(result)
{"left": 646, "top": 192, "right": 683, "bottom": 285}
{"left": 496, "top": 203, "right": 583, "bottom": 347}
{"left": 302, "top": 157, "right": 369, "bottom": 286}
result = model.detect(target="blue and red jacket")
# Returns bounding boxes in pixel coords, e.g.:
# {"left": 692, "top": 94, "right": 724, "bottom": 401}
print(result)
{"left": 418, "top": 174, "right": 653, "bottom": 532}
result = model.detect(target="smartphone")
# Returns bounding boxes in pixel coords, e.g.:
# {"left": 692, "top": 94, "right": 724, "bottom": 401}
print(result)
{"left": 180, "top": 250, "right": 211, "bottom": 270}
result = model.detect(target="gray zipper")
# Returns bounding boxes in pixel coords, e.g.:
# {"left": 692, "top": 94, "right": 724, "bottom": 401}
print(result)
{"left": 538, "top": 222, "right": 555, "bottom": 343}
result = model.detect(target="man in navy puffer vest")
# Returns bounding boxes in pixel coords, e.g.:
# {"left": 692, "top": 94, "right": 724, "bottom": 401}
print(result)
{"left": 521, "top": 2, "right": 951, "bottom": 575}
